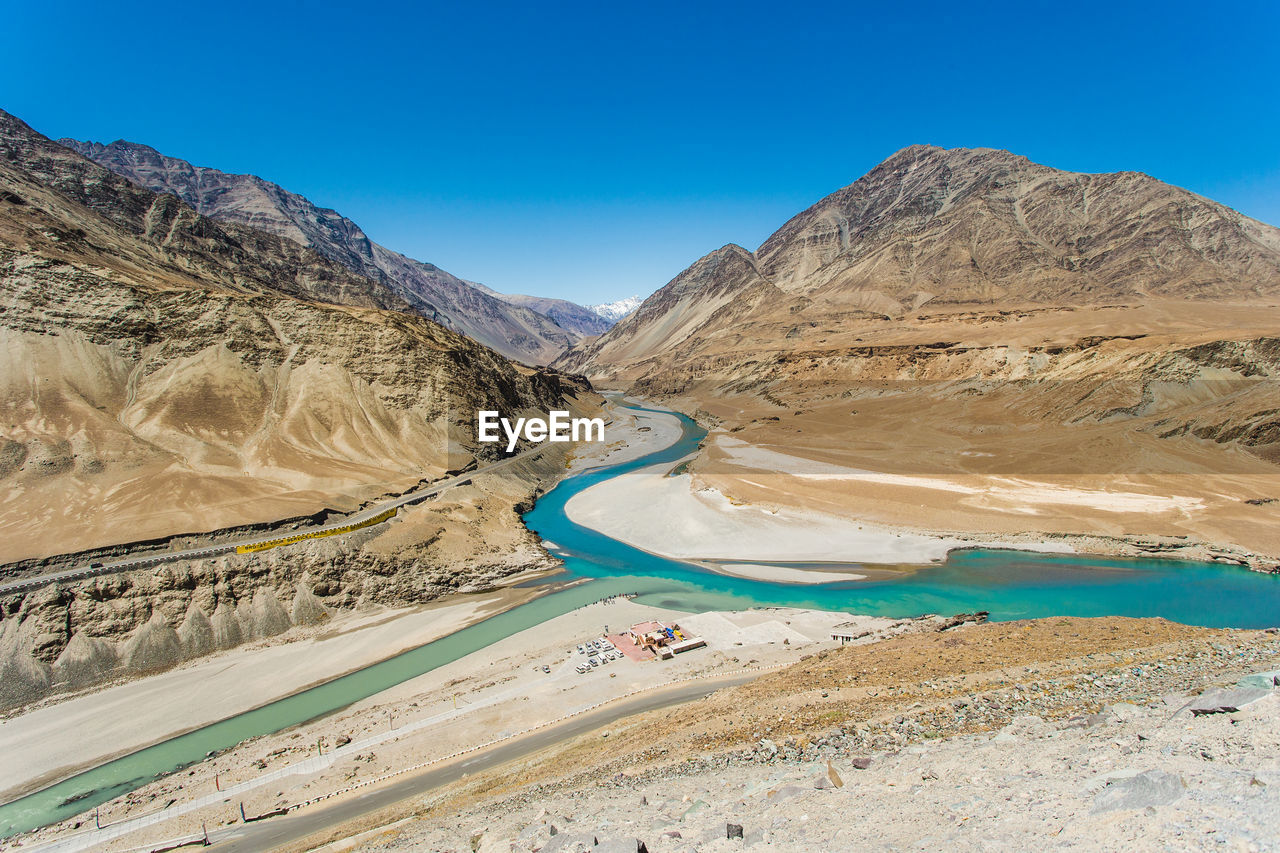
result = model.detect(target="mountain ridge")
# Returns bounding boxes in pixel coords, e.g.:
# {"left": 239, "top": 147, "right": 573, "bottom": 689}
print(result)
{"left": 59, "top": 138, "right": 578, "bottom": 364}
{"left": 551, "top": 143, "right": 1280, "bottom": 571}
{"left": 556, "top": 144, "right": 1280, "bottom": 382}
{"left": 0, "top": 108, "right": 588, "bottom": 561}
{"left": 587, "top": 295, "right": 643, "bottom": 322}
{"left": 469, "top": 282, "right": 614, "bottom": 337}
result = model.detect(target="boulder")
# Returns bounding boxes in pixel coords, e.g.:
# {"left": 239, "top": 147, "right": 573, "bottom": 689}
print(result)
{"left": 540, "top": 834, "right": 597, "bottom": 853}
{"left": 596, "top": 839, "right": 649, "bottom": 853}
{"left": 473, "top": 832, "right": 508, "bottom": 853}
{"left": 765, "top": 785, "right": 807, "bottom": 804}
{"left": 680, "top": 799, "right": 709, "bottom": 821}
{"left": 514, "top": 817, "right": 564, "bottom": 852}
{"left": 291, "top": 583, "right": 330, "bottom": 625}
{"left": 1237, "top": 670, "right": 1280, "bottom": 690}
{"left": 1093, "top": 769, "right": 1185, "bottom": 812}
{"left": 1187, "top": 687, "right": 1272, "bottom": 715}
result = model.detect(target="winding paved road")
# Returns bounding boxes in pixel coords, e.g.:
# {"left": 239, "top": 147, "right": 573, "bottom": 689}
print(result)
{"left": 0, "top": 446, "right": 552, "bottom": 597}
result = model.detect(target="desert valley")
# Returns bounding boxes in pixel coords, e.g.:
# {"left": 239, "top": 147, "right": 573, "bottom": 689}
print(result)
{"left": 2, "top": 14, "right": 1279, "bottom": 850}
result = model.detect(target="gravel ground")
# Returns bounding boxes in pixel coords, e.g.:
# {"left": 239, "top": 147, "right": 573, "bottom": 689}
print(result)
{"left": 343, "top": 623, "right": 1280, "bottom": 853}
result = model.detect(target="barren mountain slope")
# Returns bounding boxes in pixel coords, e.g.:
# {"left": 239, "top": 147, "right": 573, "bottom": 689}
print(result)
{"left": 61, "top": 139, "right": 577, "bottom": 364}
{"left": 4, "top": 118, "right": 412, "bottom": 312}
{"left": 558, "top": 145, "right": 1280, "bottom": 382}
{"left": 0, "top": 110, "right": 598, "bottom": 708}
{"left": 471, "top": 282, "right": 613, "bottom": 337}
{"left": 1, "top": 111, "right": 586, "bottom": 563}
{"left": 555, "top": 146, "right": 1280, "bottom": 563}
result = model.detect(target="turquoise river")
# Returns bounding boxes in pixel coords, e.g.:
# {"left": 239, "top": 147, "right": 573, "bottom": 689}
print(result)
{"left": 2, "top": 402, "right": 1277, "bottom": 837}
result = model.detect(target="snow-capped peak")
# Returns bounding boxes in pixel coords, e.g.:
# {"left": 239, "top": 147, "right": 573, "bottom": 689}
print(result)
{"left": 587, "top": 296, "right": 642, "bottom": 322}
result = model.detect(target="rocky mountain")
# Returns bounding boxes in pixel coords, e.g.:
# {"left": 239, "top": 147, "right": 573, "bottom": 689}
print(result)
{"left": 1, "top": 107, "right": 593, "bottom": 558}
{"left": 60, "top": 139, "right": 577, "bottom": 364}
{"left": 587, "top": 295, "right": 642, "bottom": 323}
{"left": 554, "top": 146, "right": 1280, "bottom": 567}
{"left": 0, "top": 108, "right": 595, "bottom": 705}
{"left": 557, "top": 145, "right": 1280, "bottom": 386}
{"left": 470, "top": 283, "right": 613, "bottom": 337}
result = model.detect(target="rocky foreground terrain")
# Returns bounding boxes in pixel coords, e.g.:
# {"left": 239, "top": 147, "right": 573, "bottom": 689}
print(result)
{"left": 0, "top": 109, "right": 597, "bottom": 709}
{"left": 317, "top": 618, "right": 1280, "bottom": 852}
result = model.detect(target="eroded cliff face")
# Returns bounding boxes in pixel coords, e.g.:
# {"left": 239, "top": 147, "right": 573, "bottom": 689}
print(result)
{"left": 0, "top": 440, "right": 573, "bottom": 710}
{"left": 0, "top": 246, "right": 588, "bottom": 561}
{"left": 0, "top": 109, "right": 599, "bottom": 710}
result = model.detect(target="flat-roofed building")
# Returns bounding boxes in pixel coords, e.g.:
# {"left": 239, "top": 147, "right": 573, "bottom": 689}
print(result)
{"left": 831, "top": 622, "right": 869, "bottom": 645}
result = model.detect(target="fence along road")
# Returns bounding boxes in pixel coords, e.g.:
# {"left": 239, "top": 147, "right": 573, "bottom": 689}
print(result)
{"left": 0, "top": 444, "right": 554, "bottom": 597}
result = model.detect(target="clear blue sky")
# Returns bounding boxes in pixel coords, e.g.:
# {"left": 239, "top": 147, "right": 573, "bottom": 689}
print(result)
{"left": 6, "top": 1, "right": 1278, "bottom": 304}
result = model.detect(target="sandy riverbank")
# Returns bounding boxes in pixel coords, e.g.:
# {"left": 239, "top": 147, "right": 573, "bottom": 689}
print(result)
{"left": 695, "top": 562, "right": 867, "bottom": 584}
{"left": 679, "top": 394, "right": 1280, "bottom": 570}
{"left": 563, "top": 416, "right": 1279, "bottom": 571}
{"left": 564, "top": 397, "right": 685, "bottom": 473}
{"left": 563, "top": 458, "right": 1076, "bottom": 565}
